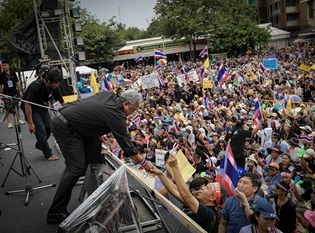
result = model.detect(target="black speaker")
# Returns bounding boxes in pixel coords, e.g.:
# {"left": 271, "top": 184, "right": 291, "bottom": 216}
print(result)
{"left": 59, "top": 78, "right": 74, "bottom": 96}
{"left": 41, "top": 0, "right": 60, "bottom": 61}
{"left": 41, "top": 0, "right": 58, "bottom": 11}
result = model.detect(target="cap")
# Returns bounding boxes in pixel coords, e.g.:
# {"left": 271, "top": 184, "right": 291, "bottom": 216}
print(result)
{"left": 247, "top": 154, "right": 258, "bottom": 165}
{"left": 272, "top": 132, "right": 280, "bottom": 140}
{"left": 268, "top": 162, "right": 280, "bottom": 170}
{"left": 304, "top": 149, "right": 315, "bottom": 159}
{"left": 275, "top": 180, "right": 290, "bottom": 193}
{"left": 250, "top": 143, "right": 261, "bottom": 151}
{"left": 267, "top": 146, "right": 283, "bottom": 155}
{"left": 254, "top": 200, "right": 279, "bottom": 220}
{"left": 300, "top": 126, "right": 312, "bottom": 134}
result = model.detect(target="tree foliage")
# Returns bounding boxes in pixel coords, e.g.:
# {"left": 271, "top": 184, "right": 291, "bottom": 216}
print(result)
{"left": 154, "top": 0, "right": 270, "bottom": 58}
{"left": 154, "top": 0, "right": 217, "bottom": 59}
{"left": 211, "top": 0, "right": 270, "bottom": 55}
{"left": 0, "top": 0, "right": 271, "bottom": 67}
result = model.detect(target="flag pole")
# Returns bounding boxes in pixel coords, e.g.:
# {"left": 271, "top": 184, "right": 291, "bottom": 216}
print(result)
{"left": 154, "top": 47, "right": 156, "bottom": 66}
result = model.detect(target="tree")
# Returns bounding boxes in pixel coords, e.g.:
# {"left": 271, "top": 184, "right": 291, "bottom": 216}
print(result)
{"left": 142, "top": 18, "right": 163, "bottom": 38}
{"left": 154, "top": 0, "right": 218, "bottom": 60}
{"left": 211, "top": 0, "right": 270, "bottom": 55}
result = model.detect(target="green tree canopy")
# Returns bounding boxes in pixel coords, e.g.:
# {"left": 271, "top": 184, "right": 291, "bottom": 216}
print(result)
{"left": 211, "top": 0, "right": 270, "bottom": 55}
{"left": 154, "top": 0, "right": 217, "bottom": 59}
{"left": 154, "top": 0, "right": 270, "bottom": 58}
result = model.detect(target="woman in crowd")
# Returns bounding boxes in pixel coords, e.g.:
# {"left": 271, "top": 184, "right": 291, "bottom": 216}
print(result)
{"left": 274, "top": 181, "right": 296, "bottom": 233}
{"left": 239, "top": 201, "right": 282, "bottom": 233}
{"left": 279, "top": 153, "right": 294, "bottom": 172}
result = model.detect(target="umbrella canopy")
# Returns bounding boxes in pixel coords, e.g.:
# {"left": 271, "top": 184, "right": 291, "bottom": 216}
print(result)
{"left": 76, "top": 66, "right": 97, "bottom": 75}
{"left": 157, "top": 59, "right": 167, "bottom": 65}
{"left": 292, "top": 39, "right": 307, "bottom": 44}
{"left": 99, "top": 68, "right": 109, "bottom": 74}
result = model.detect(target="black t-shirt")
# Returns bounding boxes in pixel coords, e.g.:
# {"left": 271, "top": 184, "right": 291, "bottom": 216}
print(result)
{"left": 227, "top": 128, "right": 252, "bottom": 158}
{"left": 59, "top": 91, "right": 138, "bottom": 157}
{"left": 194, "top": 204, "right": 218, "bottom": 233}
{"left": 21, "top": 79, "right": 64, "bottom": 113}
{"left": 0, "top": 71, "right": 19, "bottom": 96}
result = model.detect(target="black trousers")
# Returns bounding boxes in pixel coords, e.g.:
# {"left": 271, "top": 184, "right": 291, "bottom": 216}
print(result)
{"left": 47, "top": 116, "right": 104, "bottom": 214}
{"left": 234, "top": 157, "right": 246, "bottom": 169}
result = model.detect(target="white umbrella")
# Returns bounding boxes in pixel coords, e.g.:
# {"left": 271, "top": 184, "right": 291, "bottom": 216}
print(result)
{"left": 289, "top": 95, "right": 302, "bottom": 102}
{"left": 75, "top": 66, "right": 97, "bottom": 75}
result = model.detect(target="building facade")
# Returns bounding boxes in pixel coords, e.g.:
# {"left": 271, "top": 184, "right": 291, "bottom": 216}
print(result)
{"left": 262, "top": 0, "right": 315, "bottom": 40}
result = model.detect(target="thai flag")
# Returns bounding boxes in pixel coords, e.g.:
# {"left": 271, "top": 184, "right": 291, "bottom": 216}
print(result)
{"left": 217, "top": 63, "right": 229, "bottom": 86}
{"left": 173, "top": 61, "right": 179, "bottom": 76}
{"left": 193, "top": 110, "right": 198, "bottom": 118}
{"left": 260, "top": 62, "right": 266, "bottom": 73}
{"left": 173, "top": 142, "right": 180, "bottom": 151}
{"left": 203, "top": 95, "right": 209, "bottom": 109}
{"left": 134, "top": 55, "right": 143, "bottom": 63}
{"left": 154, "top": 49, "right": 167, "bottom": 59}
{"left": 102, "top": 77, "right": 113, "bottom": 91}
{"left": 199, "top": 66, "right": 205, "bottom": 82}
{"left": 157, "top": 70, "right": 164, "bottom": 87}
{"left": 215, "top": 144, "right": 239, "bottom": 196}
{"left": 199, "top": 45, "right": 208, "bottom": 58}
{"left": 154, "top": 65, "right": 162, "bottom": 71}
{"left": 298, "top": 52, "right": 305, "bottom": 59}
{"left": 300, "top": 135, "right": 313, "bottom": 144}
{"left": 132, "top": 114, "right": 140, "bottom": 125}
{"left": 253, "top": 98, "right": 263, "bottom": 126}
{"left": 182, "top": 65, "right": 188, "bottom": 74}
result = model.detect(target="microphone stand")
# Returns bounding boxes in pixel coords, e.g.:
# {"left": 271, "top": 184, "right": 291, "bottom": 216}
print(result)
{"left": 0, "top": 94, "right": 57, "bottom": 206}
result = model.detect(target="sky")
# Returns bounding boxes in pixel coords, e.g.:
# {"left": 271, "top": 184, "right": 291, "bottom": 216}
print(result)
{"left": 80, "top": 0, "right": 157, "bottom": 30}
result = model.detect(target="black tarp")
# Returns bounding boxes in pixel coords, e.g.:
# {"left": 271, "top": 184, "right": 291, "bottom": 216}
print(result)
{"left": 9, "top": 13, "right": 39, "bottom": 55}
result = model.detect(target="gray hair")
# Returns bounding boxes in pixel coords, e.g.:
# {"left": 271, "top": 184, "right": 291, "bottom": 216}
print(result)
{"left": 120, "top": 89, "right": 141, "bottom": 104}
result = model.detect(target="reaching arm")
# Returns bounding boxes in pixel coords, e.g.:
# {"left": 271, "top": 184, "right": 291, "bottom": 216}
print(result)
{"left": 167, "top": 154, "right": 200, "bottom": 213}
{"left": 252, "top": 125, "right": 261, "bottom": 136}
{"left": 150, "top": 166, "right": 185, "bottom": 204}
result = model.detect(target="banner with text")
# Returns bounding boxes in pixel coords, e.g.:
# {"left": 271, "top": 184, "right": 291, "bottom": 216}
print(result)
{"left": 155, "top": 149, "right": 168, "bottom": 168}
{"left": 140, "top": 73, "right": 160, "bottom": 89}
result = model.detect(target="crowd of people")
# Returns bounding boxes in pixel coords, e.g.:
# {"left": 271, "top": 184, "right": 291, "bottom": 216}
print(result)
{"left": 97, "top": 42, "right": 315, "bottom": 233}
{"left": 2, "top": 40, "right": 315, "bottom": 232}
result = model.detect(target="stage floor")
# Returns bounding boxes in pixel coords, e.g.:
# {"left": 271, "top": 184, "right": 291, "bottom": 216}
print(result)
{"left": 0, "top": 110, "right": 193, "bottom": 233}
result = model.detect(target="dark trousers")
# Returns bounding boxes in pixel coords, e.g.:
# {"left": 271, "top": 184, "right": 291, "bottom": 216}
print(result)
{"left": 48, "top": 116, "right": 103, "bottom": 214}
{"left": 234, "top": 157, "right": 246, "bottom": 169}
{"left": 32, "top": 111, "right": 52, "bottom": 158}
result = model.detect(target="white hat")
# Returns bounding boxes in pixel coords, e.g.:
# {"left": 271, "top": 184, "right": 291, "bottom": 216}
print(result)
{"left": 199, "top": 105, "right": 205, "bottom": 108}
{"left": 209, "top": 123, "right": 215, "bottom": 131}
{"left": 300, "top": 126, "right": 312, "bottom": 134}
{"left": 304, "top": 149, "right": 315, "bottom": 159}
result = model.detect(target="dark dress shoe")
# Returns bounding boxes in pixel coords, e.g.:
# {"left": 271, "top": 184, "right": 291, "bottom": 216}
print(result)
{"left": 46, "top": 212, "right": 69, "bottom": 224}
